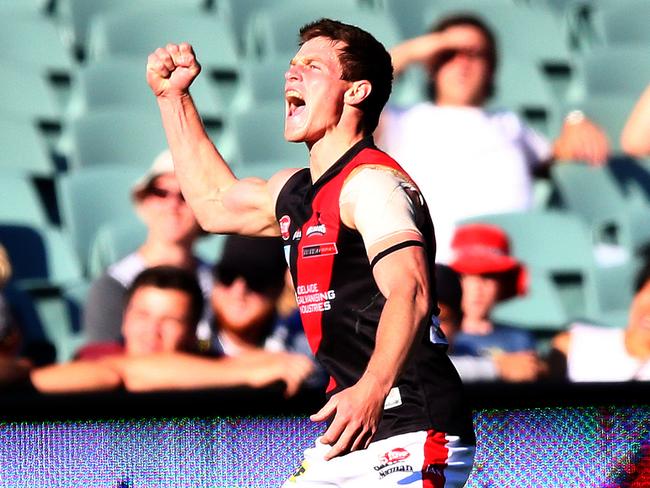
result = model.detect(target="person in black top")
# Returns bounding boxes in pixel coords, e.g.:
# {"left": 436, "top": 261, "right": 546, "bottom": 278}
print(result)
{"left": 146, "top": 18, "right": 473, "bottom": 487}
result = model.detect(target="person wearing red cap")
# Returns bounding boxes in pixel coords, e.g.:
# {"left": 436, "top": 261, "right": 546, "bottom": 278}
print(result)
{"left": 449, "top": 224, "right": 543, "bottom": 382}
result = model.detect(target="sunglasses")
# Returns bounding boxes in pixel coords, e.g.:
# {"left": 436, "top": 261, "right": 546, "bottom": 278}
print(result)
{"left": 216, "top": 267, "right": 281, "bottom": 295}
{"left": 147, "top": 186, "right": 185, "bottom": 202}
{"left": 437, "top": 48, "right": 488, "bottom": 65}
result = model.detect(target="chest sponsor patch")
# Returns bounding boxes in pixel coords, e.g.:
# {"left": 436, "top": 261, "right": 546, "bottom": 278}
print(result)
{"left": 302, "top": 243, "right": 338, "bottom": 258}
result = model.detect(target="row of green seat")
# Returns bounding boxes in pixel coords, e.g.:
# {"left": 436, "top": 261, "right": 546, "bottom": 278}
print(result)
{"left": 4, "top": 44, "right": 648, "bottom": 177}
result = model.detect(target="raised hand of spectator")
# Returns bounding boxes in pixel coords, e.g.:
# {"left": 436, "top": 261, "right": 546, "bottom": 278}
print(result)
{"left": 553, "top": 114, "right": 610, "bottom": 166}
{"left": 493, "top": 350, "right": 541, "bottom": 382}
{"left": 146, "top": 42, "right": 201, "bottom": 98}
{"left": 390, "top": 29, "right": 480, "bottom": 76}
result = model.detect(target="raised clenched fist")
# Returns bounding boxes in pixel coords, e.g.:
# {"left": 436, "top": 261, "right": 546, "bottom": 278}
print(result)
{"left": 146, "top": 42, "right": 201, "bottom": 98}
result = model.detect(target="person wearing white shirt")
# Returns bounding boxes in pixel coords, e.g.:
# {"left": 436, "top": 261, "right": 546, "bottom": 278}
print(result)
{"left": 380, "top": 13, "right": 610, "bottom": 262}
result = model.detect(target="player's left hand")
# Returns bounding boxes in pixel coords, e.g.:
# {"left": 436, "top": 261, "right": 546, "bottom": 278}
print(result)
{"left": 310, "top": 374, "right": 386, "bottom": 460}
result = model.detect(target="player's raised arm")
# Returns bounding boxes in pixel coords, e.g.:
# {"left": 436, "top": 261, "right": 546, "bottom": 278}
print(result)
{"left": 146, "top": 43, "right": 292, "bottom": 237}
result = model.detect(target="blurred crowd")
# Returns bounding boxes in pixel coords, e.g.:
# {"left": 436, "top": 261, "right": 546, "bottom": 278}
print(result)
{"left": 2, "top": 8, "right": 650, "bottom": 396}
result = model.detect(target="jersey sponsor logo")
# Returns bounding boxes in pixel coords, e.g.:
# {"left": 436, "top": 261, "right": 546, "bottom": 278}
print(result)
{"left": 279, "top": 215, "right": 291, "bottom": 241}
{"left": 296, "top": 283, "right": 336, "bottom": 314}
{"left": 302, "top": 243, "right": 338, "bottom": 258}
{"left": 305, "top": 223, "right": 326, "bottom": 237}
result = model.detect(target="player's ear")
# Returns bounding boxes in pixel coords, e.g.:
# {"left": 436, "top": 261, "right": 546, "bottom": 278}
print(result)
{"left": 344, "top": 80, "right": 372, "bottom": 106}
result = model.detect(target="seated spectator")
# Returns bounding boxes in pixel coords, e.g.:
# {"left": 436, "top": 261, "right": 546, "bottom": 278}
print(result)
{"left": 380, "top": 13, "right": 610, "bottom": 262}
{"left": 436, "top": 263, "right": 540, "bottom": 382}
{"left": 448, "top": 224, "right": 543, "bottom": 381}
{"left": 210, "top": 235, "right": 325, "bottom": 387}
{"left": 622, "top": 84, "right": 650, "bottom": 157}
{"left": 82, "top": 149, "right": 214, "bottom": 347}
{"left": 32, "top": 266, "right": 315, "bottom": 396}
{"left": 550, "top": 261, "right": 650, "bottom": 382}
{"left": 0, "top": 244, "right": 32, "bottom": 387}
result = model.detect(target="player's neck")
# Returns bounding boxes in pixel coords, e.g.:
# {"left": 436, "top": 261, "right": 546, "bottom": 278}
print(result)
{"left": 307, "top": 127, "right": 366, "bottom": 182}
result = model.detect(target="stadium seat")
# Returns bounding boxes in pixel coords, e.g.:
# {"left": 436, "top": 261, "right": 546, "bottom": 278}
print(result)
{"left": 608, "top": 157, "right": 650, "bottom": 209}
{"left": 222, "top": 0, "right": 371, "bottom": 52}
{"left": 551, "top": 162, "right": 650, "bottom": 254}
{"left": 571, "top": 46, "right": 650, "bottom": 101}
{"left": 380, "top": 0, "right": 435, "bottom": 39}
{"left": 65, "top": 109, "right": 167, "bottom": 169}
{"left": 87, "top": 218, "right": 146, "bottom": 278}
{"left": 87, "top": 11, "right": 238, "bottom": 80}
{"left": 488, "top": 55, "right": 561, "bottom": 137}
{"left": 0, "top": 118, "right": 54, "bottom": 177}
{"left": 230, "top": 57, "right": 288, "bottom": 113}
{"left": 193, "top": 233, "right": 227, "bottom": 266}
{"left": 0, "top": 0, "right": 47, "bottom": 14}
{"left": 0, "top": 174, "right": 49, "bottom": 226}
{"left": 57, "top": 0, "right": 205, "bottom": 56}
{"left": 246, "top": 4, "right": 402, "bottom": 58}
{"left": 65, "top": 58, "right": 224, "bottom": 126}
{"left": 592, "top": 1, "right": 650, "bottom": 46}
{"left": 57, "top": 164, "right": 144, "bottom": 267}
{"left": 0, "top": 223, "right": 83, "bottom": 289}
{"left": 220, "top": 102, "right": 307, "bottom": 166}
{"left": 0, "top": 64, "right": 61, "bottom": 125}
{"left": 0, "top": 16, "right": 74, "bottom": 78}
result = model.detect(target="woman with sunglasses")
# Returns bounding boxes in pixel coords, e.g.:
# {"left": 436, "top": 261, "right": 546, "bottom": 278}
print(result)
{"left": 80, "top": 150, "right": 214, "bottom": 358}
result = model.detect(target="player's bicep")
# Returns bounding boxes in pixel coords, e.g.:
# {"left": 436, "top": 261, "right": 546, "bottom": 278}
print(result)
{"left": 211, "top": 168, "right": 299, "bottom": 236}
{"left": 371, "top": 243, "right": 429, "bottom": 300}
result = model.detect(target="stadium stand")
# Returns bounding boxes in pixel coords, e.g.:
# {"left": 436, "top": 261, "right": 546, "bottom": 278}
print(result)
{"left": 0, "top": 119, "right": 55, "bottom": 177}
{"left": 57, "top": 0, "right": 206, "bottom": 58}
{"left": 64, "top": 109, "right": 167, "bottom": 169}
{"left": 56, "top": 165, "right": 144, "bottom": 268}
{"left": 0, "top": 0, "right": 649, "bottom": 366}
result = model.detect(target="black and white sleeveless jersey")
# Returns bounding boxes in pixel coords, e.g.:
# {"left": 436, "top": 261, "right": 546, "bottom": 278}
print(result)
{"left": 275, "top": 137, "right": 467, "bottom": 441}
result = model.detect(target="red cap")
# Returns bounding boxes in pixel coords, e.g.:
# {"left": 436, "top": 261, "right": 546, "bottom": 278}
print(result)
{"left": 450, "top": 223, "right": 527, "bottom": 294}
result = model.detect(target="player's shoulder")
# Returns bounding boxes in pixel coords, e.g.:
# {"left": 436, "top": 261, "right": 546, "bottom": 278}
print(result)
{"left": 268, "top": 167, "right": 305, "bottom": 198}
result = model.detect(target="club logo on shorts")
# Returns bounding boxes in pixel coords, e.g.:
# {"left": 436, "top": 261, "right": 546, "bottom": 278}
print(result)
{"left": 380, "top": 448, "right": 410, "bottom": 465}
{"left": 279, "top": 215, "right": 291, "bottom": 241}
{"left": 374, "top": 448, "right": 413, "bottom": 479}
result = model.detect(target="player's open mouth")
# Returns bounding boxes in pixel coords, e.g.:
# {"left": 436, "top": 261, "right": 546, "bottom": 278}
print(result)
{"left": 286, "top": 90, "right": 306, "bottom": 117}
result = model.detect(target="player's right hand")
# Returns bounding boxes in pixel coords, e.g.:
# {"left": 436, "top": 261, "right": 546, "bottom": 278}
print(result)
{"left": 146, "top": 42, "right": 201, "bottom": 98}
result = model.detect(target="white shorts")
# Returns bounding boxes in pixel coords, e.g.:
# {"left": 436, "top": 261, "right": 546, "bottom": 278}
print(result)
{"left": 282, "top": 430, "right": 474, "bottom": 488}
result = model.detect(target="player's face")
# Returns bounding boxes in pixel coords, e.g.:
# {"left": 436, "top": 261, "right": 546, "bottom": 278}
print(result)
{"left": 122, "top": 286, "right": 195, "bottom": 356}
{"left": 137, "top": 174, "right": 201, "bottom": 245}
{"left": 433, "top": 25, "right": 491, "bottom": 107}
{"left": 284, "top": 37, "right": 351, "bottom": 144}
{"left": 460, "top": 273, "right": 500, "bottom": 321}
{"left": 628, "top": 281, "right": 650, "bottom": 340}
